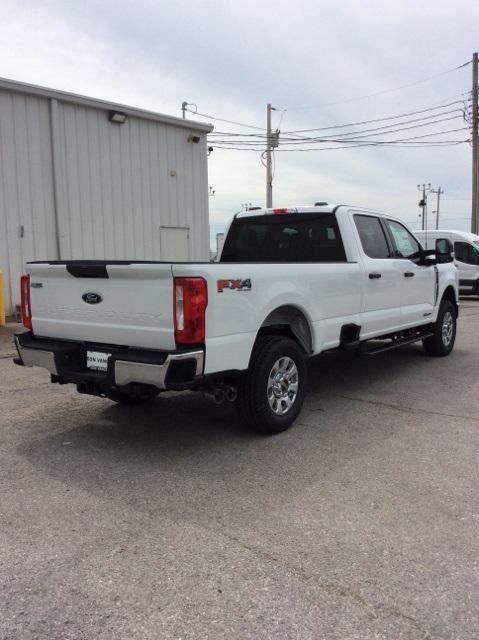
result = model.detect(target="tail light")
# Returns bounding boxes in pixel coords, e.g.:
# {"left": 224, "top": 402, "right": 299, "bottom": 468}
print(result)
{"left": 20, "top": 274, "right": 32, "bottom": 330}
{"left": 174, "top": 277, "right": 207, "bottom": 344}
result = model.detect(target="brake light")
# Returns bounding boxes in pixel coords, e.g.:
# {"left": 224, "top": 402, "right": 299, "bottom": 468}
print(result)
{"left": 20, "top": 274, "right": 32, "bottom": 330}
{"left": 273, "top": 208, "right": 297, "bottom": 215}
{"left": 174, "top": 277, "right": 207, "bottom": 344}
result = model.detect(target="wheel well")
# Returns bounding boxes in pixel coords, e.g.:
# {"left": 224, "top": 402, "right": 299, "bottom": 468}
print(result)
{"left": 441, "top": 285, "right": 458, "bottom": 315}
{"left": 257, "top": 305, "right": 313, "bottom": 354}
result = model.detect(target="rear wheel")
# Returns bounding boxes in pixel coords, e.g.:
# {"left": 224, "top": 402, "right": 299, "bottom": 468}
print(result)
{"left": 422, "top": 299, "right": 457, "bottom": 357}
{"left": 236, "top": 336, "right": 307, "bottom": 434}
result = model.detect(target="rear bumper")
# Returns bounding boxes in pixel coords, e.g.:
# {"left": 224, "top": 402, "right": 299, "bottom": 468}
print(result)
{"left": 14, "top": 332, "right": 204, "bottom": 391}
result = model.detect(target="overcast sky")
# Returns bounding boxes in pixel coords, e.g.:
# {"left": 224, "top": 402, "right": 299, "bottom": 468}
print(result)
{"left": 1, "top": 0, "right": 478, "bottom": 245}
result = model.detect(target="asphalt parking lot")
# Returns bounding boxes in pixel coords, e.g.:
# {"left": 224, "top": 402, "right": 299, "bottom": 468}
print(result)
{"left": 1, "top": 300, "right": 479, "bottom": 640}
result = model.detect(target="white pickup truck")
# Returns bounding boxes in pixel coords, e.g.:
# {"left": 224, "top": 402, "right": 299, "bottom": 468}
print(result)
{"left": 15, "top": 205, "right": 459, "bottom": 434}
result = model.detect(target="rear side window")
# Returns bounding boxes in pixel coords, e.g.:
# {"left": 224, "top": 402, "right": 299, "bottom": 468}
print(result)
{"left": 354, "top": 215, "right": 390, "bottom": 259}
{"left": 220, "top": 213, "right": 346, "bottom": 262}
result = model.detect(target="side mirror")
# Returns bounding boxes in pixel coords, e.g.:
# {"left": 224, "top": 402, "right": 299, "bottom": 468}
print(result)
{"left": 435, "top": 238, "right": 454, "bottom": 264}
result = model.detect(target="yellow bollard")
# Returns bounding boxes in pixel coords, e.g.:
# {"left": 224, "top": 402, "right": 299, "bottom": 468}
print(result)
{"left": 0, "top": 271, "right": 5, "bottom": 326}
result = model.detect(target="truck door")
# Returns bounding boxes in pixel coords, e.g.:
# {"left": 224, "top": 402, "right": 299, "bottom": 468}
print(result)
{"left": 384, "top": 219, "right": 435, "bottom": 327}
{"left": 353, "top": 214, "right": 402, "bottom": 338}
{"left": 454, "top": 241, "right": 479, "bottom": 293}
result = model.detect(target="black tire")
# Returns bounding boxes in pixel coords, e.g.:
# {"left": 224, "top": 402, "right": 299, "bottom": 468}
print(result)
{"left": 107, "top": 389, "right": 159, "bottom": 405}
{"left": 236, "top": 336, "right": 307, "bottom": 434}
{"left": 422, "top": 299, "right": 457, "bottom": 357}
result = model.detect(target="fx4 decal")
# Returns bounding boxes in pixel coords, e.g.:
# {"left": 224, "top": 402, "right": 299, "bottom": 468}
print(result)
{"left": 217, "top": 278, "right": 252, "bottom": 293}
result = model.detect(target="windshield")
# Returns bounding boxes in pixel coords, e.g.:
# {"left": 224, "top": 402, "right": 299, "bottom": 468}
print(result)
{"left": 470, "top": 244, "right": 479, "bottom": 264}
{"left": 455, "top": 241, "right": 479, "bottom": 265}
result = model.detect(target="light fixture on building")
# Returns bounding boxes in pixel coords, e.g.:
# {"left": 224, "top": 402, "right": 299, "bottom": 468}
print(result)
{"left": 108, "top": 110, "right": 127, "bottom": 124}
{"left": 187, "top": 134, "right": 200, "bottom": 144}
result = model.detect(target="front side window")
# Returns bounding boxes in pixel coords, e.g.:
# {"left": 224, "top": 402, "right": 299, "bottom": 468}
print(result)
{"left": 220, "top": 213, "right": 346, "bottom": 262}
{"left": 385, "top": 219, "right": 421, "bottom": 259}
{"left": 454, "top": 241, "right": 479, "bottom": 265}
{"left": 354, "top": 215, "right": 390, "bottom": 259}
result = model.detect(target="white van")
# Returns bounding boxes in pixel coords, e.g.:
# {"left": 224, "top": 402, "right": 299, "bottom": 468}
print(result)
{"left": 414, "top": 229, "right": 479, "bottom": 296}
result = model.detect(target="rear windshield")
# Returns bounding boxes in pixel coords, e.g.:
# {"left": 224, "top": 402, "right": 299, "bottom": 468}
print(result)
{"left": 220, "top": 213, "right": 346, "bottom": 262}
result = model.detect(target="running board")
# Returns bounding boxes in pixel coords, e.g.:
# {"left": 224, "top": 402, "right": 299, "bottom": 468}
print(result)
{"left": 360, "top": 331, "right": 434, "bottom": 356}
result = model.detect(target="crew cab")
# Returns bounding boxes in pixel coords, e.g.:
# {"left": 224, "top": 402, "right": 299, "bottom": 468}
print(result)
{"left": 14, "top": 205, "right": 459, "bottom": 434}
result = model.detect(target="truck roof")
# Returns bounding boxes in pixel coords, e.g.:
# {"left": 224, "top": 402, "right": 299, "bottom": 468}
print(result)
{"left": 413, "top": 229, "right": 479, "bottom": 241}
{"left": 235, "top": 204, "right": 404, "bottom": 222}
{"left": 235, "top": 205, "right": 337, "bottom": 218}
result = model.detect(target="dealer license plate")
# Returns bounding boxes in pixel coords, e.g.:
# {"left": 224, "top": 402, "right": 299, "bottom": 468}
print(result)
{"left": 86, "top": 350, "right": 111, "bottom": 372}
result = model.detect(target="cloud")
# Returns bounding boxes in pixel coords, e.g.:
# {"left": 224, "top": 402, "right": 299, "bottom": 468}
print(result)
{"left": 0, "top": 0, "right": 477, "bottom": 240}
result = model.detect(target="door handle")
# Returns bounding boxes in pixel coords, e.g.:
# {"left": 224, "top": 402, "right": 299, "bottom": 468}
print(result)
{"left": 404, "top": 272, "right": 415, "bottom": 278}
{"left": 369, "top": 273, "right": 382, "bottom": 279}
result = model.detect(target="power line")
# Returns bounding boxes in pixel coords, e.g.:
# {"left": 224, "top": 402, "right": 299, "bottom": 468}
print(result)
{"left": 185, "top": 108, "right": 266, "bottom": 131}
{"left": 282, "top": 114, "right": 466, "bottom": 143}
{"left": 211, "top": 138, "right": 469, "bottom": 152}
{"left": 210, "top": 113, "right": 466, "bottom": 145}
{"left": 282, "top": 98, "right": 470, "bottom": 134}
{"left": 213, "top": 126, "right": 470, "bottom": 148}
{"left": 212, "top": 126, "right": 470, "bottom": 148}
{"left": 282, "top": 61, "right": 472, "bottom": 110}
{"left": 209, "top": 106, "right": 465, "bottom": 140}
{"left": 189, "top": 95, "right": 471, "bottom": 138}
{"left": 207, "top": 100, "right": 471, "bottom": 147}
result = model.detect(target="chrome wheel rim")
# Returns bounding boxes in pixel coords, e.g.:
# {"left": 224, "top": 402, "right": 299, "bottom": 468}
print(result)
{"left": 267, "top": 357, "right": 299, "bottom": 415}
{"left": 442, "top": 311, "right": 454, "bottom": 346}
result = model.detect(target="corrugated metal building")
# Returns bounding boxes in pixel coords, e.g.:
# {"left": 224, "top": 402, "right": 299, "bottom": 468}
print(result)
{"left": 0, "top": 77, "right": 213, "bottom": 317}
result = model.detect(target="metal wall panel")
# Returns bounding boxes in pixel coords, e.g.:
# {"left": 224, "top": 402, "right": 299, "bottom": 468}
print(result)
{"left": 0, "top": 86, "right": 210, "bottom": 316}
{"left": 0, "top": 91, "right": 57, "bottom": 316}
{"left": 54, "top": 102, "right": 209, "bottom": 263}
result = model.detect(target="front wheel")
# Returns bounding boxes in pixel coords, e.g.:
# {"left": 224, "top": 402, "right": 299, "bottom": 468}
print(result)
{"left": 422, "top": 300, "right": 457, "bottom": 357}
{"left": 236, "top": 336, "right": 307, "bottom": 434}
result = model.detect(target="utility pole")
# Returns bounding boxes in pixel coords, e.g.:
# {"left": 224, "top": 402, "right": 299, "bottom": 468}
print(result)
{"left": 266, "top": 103, "right": 273, "bottom": 208}
{"left": 182, "top": 101, "right": 187, "bottom": 120}
{"left": 472, "top": 52, "right": 478, "bottom": 234}
{"left": 265, "top": 104, "right": 280, "bottom": 208}
{"left": 431, "top": 187, "right": 443, "bottom": 230}
{"left": 417, "top": 183, "right": 431, "bottom": 231}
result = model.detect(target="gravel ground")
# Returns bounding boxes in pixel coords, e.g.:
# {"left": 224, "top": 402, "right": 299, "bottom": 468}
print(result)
{"left": 1, "top": 301, "right": 479, "bottom": 639}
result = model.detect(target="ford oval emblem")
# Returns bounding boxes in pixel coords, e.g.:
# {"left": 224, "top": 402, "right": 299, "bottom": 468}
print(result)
{"left": 82, "top": 292, "right": 103, "bottom": 304}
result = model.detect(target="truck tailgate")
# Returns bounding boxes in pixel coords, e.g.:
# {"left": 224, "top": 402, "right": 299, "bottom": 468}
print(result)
{"left": 27, "top": 262, "right": 176, "bottom": 350}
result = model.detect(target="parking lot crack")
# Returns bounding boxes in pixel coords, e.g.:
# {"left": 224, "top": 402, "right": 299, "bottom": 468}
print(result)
{"left": 214, "top": 530, "right": 430, "bottom": 637}
{"left": 334, "top": 394, "right": 479, "bottom": 424}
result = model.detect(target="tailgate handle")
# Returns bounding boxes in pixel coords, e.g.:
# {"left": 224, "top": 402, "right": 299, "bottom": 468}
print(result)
{"left": 369, "top": 273, "right": 381, "bottom": 279}
{"left": 67, "top": 264, "right": 109, "bottom": 278}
